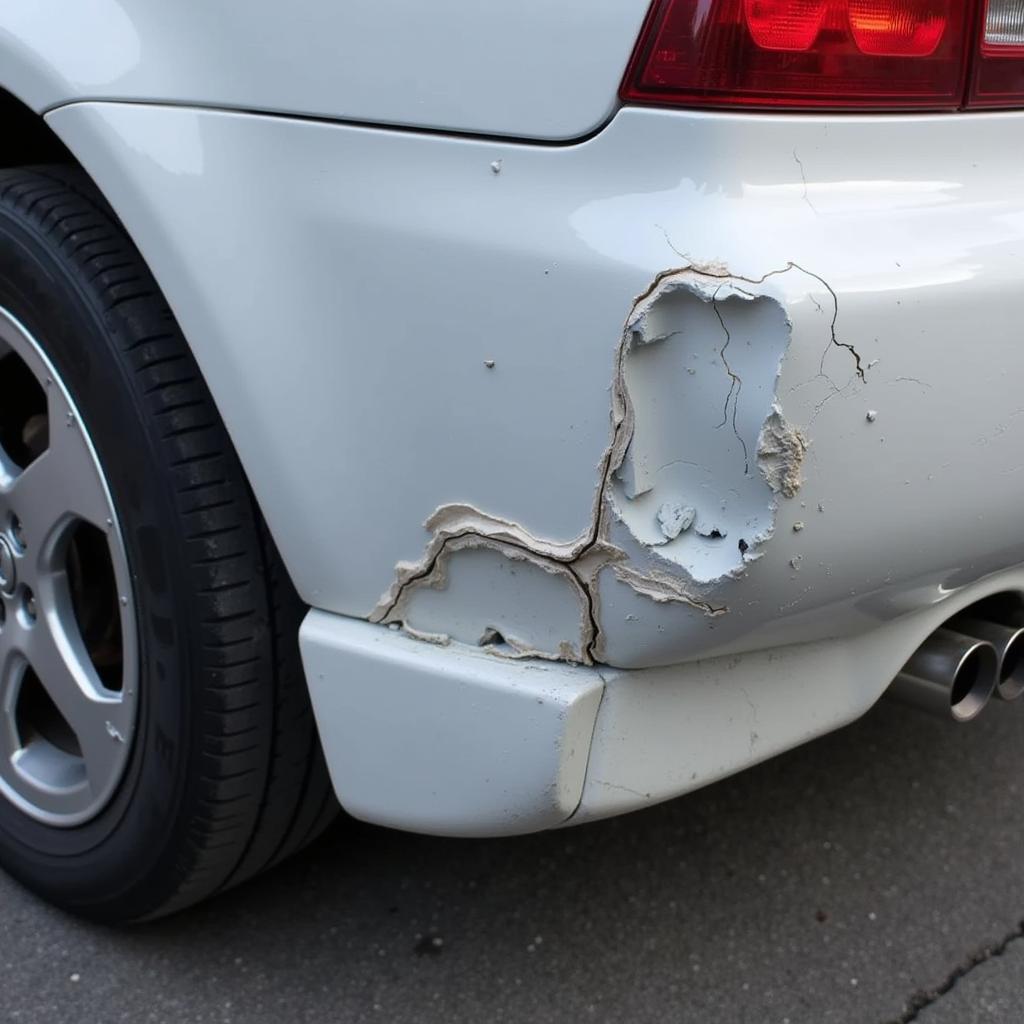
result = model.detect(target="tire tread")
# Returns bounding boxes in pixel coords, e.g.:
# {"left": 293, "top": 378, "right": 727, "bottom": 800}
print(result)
{"left": 0, "top": 164, "right": 338, "bottom": 920}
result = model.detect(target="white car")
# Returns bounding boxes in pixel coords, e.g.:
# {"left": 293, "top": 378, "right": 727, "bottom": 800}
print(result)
{"left": 0, "top": 0, "right": 1019, "bottom": 921}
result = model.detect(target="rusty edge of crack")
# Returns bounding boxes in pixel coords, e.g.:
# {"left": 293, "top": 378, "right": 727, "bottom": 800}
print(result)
{"left": 369, "top": 259, "right": 855, "bottom": 665}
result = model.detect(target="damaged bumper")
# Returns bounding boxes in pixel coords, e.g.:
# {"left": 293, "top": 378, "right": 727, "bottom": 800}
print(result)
{"left": 47, "top": 100, "right": 1024, "bottom": 830}
{"left": 304, "top": 564, "right": 1024, "bottom": 835}
{"left": 47, "top": 102, "right": 1024, "bottom": 672}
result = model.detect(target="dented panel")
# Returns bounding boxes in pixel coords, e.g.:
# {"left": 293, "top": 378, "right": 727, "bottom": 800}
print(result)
{"left": 384, "top": 537, "right": 592, "bottom": 662}
{"left": 49, "top": 102, "right": 1024, "bottom": 674}
{"left": 610, "top": 276, "right": 792, "bottom": 582}
{"left": 376, "top": 266, "right": 845, "bottom": 665}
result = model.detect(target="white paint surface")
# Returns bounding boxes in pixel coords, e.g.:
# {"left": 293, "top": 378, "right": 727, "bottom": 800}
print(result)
{"left": 46, "top": 102, "right": 1024, "bottom": 672}
{"left": 303, "top": 566, "right": 1024, "bottom": 833}
{"left": 300, "top": 611, "right": 603, "bottom": 836}
{"left": 0, "top": 0, "right": 648, "bottom": 139}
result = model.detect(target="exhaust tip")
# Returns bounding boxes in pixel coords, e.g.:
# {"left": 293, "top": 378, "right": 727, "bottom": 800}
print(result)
{"left": 891, "top": 627, "right": 998, "bottom": 722}
{"left": 996, "top": 627, "right": 1024, "bottom": 702}
{"left": 948, "top": 615, "right": 1024, "bottom": 703}
{"left": 948, "top": 640, "right": 997, "bottom": 722}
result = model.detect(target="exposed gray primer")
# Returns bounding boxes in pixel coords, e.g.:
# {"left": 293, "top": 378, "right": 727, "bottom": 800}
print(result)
{"left": 371, "top": 263, "right": 858, "bottom": 665}
{"left": 381, "top": 534, "right": 595, "bottom": 663}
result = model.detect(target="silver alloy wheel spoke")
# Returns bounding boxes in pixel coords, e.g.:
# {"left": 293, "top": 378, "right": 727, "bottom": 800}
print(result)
{"left": 3, "top": 426, "right": 113, "bottom": 555}
{"left": 20, "top": 613, "right": 125, "bottom": 792}
{"left": 0, "top": 655, "right": 89, "bottom": 822}
{"left": 0, "top": 654, "right": 26, "bottom": 775}
{"left": 0, "top": 307, "right": 138, "bottom": 827}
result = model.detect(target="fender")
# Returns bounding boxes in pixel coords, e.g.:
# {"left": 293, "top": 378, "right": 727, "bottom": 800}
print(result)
{"left": 0, "top": 0, "right": 649, "bottom": 140}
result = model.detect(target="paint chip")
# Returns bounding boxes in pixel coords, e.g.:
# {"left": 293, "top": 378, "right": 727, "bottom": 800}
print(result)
{"left": 656, "top": 502, "right": 696, "bottom": 542}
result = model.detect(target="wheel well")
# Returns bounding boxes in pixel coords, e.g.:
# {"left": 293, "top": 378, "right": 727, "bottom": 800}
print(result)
{"left": 0, "top": 88, "right": 75, "bottom": 167}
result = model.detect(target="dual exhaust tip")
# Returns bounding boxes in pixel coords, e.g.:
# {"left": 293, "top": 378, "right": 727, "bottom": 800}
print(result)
{"left": 889, "top": 614, "right": 1024, "bottom": 722}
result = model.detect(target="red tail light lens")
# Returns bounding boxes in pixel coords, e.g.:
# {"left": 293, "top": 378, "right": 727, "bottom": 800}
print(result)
{"left": 744, "top": 0, "right": 830, "bottom": 51}
{"left": 621, "top": 0, "right": 973, "bottom": 110}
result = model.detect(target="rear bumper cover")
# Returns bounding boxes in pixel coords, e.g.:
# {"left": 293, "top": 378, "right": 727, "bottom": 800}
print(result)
{"left": 304, "top": 564, "right": 1024, "bottom": 835}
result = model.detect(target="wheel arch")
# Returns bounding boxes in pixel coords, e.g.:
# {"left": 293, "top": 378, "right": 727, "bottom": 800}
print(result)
{"left": 0, "top": 88, "right": 76, "bottom": 168}
{"left": 0, "top": 87, "right": 305, "bottom": 605}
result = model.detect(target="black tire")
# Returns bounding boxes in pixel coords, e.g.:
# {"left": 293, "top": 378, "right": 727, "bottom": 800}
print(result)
{"left": 0, "top": 164, "right": 338, "bottom": 921}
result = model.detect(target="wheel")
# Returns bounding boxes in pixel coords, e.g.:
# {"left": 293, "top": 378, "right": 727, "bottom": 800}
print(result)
{"left": 0, "top": 165, "right": 337, "bottom": 921}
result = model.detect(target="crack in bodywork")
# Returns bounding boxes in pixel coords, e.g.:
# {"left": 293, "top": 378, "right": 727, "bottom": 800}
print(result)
{"left": 371, "top": 263, "right": 854, "bottom": 665}
{"left": 711, "top": 287, "right": 749, "bottom": 473}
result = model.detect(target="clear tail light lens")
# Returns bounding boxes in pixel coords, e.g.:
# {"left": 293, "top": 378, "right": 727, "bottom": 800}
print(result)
{"left": 970, "top": 0, "right": 1024, "bottom": 105}
{"left": 621, "top": 0, "right": 978, "bottom": 110}
{"left": 983, "top": 0, "right": 1024, "bottom": 49}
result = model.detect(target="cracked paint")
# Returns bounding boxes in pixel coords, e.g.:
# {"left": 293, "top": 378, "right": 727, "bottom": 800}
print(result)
{"left": 608, "top": 274, "right": 792, "bottom": 583}
{"left": 379, "top": 535, "right": 594, "bottom": 663}
{"left": 372, "top": 263, "right": 859, "bottom": 665}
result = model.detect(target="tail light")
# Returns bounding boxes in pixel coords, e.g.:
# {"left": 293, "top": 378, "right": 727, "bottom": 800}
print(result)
{"left": 621, "top": 0, "right": 1024, "bottom": 110}
{"left": 973, "top": 0, "right": 1024, "bottom": 105}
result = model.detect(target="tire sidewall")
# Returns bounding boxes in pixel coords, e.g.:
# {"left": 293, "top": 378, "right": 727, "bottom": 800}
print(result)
{"left": 0, "top": 197, "right": 198, "bottom": 912}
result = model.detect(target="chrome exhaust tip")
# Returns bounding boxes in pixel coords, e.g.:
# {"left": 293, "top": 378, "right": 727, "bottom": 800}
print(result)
{"left": 949, "top": 616, "right": 1024, "bottom": 702}
{"left": 889, "top": 628, "right": 998, "bottom": 722}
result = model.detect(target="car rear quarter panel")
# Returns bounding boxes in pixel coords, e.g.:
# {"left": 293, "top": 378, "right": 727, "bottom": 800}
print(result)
{"left": 0, "top": 0, "right": 649, "bottom": 139}
{"left": 44, "top": 102, "right": 1024, "bottom": 671}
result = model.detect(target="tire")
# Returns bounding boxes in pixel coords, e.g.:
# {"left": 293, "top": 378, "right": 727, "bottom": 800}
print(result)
{"left": 0, "top": 165, "right": 338, "bottom": 922}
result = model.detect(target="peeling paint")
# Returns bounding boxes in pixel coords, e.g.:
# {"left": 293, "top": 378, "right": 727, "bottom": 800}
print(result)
{"left": 610, "top": 564, "right": 727, "bottom": 615}
{"left": 399, "top": 624, "right": 452, "bottom": 648}
{"left": 608, "top": 274, "right": 793, "bottom": 583}
{"left": 757, "top": 406, "right": 809, "bottom": 500}
{"left": 378, "top": 533, "right": 594, "bottom": 664}
{"left": 655, "top": 502, "right": 696, "bottom": 543}
{"left": 371, "top": 263, "right": 849, "bottom": 665}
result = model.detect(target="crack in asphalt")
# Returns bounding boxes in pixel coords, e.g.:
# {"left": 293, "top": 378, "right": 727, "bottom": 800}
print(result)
{"left": 886, "top": 920, "right": 1024, "bottom": 1023}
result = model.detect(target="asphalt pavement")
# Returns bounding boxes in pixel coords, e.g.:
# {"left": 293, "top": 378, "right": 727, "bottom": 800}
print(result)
{"left": 4, "top": 696, "right": 1024, "bottom": 1024}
